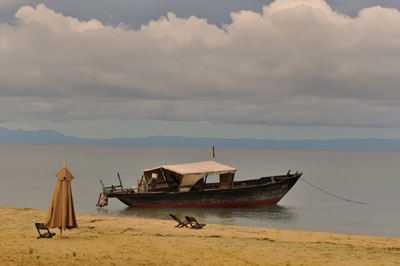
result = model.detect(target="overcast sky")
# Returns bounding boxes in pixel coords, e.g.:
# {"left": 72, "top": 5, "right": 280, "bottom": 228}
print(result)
{"left": 1, "top": 0, "right": 400, "bottom": 139}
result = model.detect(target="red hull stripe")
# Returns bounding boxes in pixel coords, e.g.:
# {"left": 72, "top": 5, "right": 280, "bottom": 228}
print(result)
{"left": 129, "top": 198, "right": 282, "bottom": 208}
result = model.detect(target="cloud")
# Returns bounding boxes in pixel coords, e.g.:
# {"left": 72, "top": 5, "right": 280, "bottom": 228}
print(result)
{"left": 1, "top": 0, "right": 400, "bottom": 128}
{"left": 0, "top": 0, "right": 13, "bottom": 7}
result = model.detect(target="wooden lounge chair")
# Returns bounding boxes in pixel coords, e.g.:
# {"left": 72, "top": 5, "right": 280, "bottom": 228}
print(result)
{"left": 169, "top": 214, "right": 189, "bottom": 228}
{"left": 35, "top": 223, "right": 56, "bottom": 239}
{"left": 185, "top": 216, "right": 206, "bottom": 229}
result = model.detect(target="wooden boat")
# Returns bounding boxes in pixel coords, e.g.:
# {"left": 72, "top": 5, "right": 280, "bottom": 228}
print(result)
{"left": 97, "top": 160, "right": 301, "bottom": 208}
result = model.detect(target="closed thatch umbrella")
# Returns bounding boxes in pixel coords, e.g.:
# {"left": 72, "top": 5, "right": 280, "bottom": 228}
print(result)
{"left": 45, "top": 163, "right": 77, "bottom": 238}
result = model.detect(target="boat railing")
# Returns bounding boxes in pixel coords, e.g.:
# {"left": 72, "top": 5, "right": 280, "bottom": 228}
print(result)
{"left": 100, "top": 173, "right": 124, "bottom": 192}
{"left": 97, "top": 172, "right": 129, "bottom": 207}
{"left": 231, "top": 173, "right": 302, "bottom": 187}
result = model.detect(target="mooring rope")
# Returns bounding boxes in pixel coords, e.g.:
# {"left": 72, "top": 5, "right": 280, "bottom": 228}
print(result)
{"left": 299, "top": 176, "right": 371, "bottom": 204}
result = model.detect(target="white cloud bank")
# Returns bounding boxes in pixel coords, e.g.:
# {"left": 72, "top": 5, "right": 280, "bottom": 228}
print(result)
{"left": 1, "top": 0, "right": 400, "bottom": 128}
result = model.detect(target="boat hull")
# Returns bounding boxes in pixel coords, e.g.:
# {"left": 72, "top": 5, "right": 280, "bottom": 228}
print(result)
{"left": 109, "top": 174, "right": 300, "bottom": 208}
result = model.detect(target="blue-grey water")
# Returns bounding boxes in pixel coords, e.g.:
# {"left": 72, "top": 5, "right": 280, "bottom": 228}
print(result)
{"left": 1, "top": 144, "right": 399, "bottom": 238}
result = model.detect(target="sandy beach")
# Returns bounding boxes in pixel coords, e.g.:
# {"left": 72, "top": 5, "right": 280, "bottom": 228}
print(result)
{"left": 1, "top": 207, "right": 399, "bottom": 266}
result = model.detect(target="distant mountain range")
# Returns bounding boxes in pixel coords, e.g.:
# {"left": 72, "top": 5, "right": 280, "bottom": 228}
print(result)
{"left": 1, "top": 127, "right": 400, "bottom": 151}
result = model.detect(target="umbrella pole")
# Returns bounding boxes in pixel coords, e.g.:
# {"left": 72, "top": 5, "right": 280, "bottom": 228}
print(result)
{"left": 60, "top": 228, "right": 62, "bottom": 239}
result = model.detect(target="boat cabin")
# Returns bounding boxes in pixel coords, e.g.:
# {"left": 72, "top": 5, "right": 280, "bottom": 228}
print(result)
{"left": 140, "top": 161, "right": 237, "bottom": 193}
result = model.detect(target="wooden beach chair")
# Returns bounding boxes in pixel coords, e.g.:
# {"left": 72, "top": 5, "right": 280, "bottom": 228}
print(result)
{"left": 35, "top": 223, "right": 56, "bottom": 239}
{"left": 185, "top": 216, "right": 206, "bottom": 229}
{"left": 169, "top": 214, "right": 189, "bottom": 228}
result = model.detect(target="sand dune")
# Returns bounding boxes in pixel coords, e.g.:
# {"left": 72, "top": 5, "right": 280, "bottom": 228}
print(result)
{"left": 1, "top": 207, "right": 399, "bottom": 265}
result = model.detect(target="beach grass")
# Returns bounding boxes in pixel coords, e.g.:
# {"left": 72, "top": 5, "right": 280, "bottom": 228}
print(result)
{"left": 1, "top": 207, "right": 399, "bottom": 265}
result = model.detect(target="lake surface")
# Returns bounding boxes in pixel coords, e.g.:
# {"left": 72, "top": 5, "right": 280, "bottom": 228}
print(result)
{"left": 1, "top": 144, "right": 399, "bottom": 238}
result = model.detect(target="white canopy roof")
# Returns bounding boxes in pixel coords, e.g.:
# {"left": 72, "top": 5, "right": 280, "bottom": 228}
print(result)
{"left": 142, "top": 160, "right": 237, "bottom": 175}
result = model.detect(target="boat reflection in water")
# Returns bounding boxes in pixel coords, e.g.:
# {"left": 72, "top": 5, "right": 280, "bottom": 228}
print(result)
{"left": 98, "top": 204, "right": 296, "bottom": 228}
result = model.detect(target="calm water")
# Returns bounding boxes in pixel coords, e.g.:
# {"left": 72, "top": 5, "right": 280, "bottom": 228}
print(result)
{"left": 1, "top": 144, "right": 399, "bottom": 238}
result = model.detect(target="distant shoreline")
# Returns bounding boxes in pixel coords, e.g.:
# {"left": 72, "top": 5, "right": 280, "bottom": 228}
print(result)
{"left": 2, "top": 127, "right": 400, "bottom": 152}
